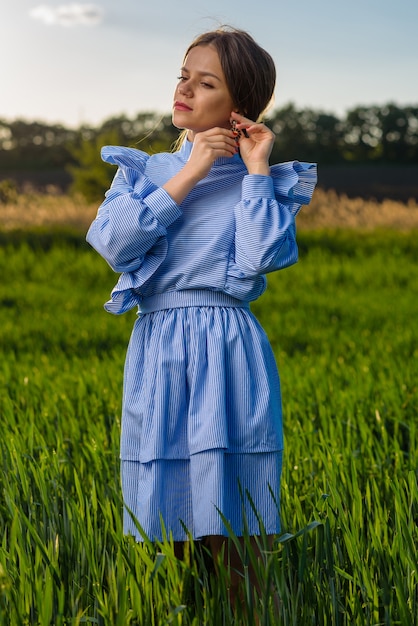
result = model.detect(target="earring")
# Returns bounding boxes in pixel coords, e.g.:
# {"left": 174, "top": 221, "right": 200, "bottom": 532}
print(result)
{"left": 231, "top": 120, "right": 249, "bottom": 139}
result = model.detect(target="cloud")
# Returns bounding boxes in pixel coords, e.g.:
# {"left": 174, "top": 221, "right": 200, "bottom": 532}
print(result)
{"left": 29, "top": 4, "right": 104, "bottom": 27}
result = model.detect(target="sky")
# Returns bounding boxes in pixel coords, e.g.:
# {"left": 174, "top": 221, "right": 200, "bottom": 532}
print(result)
{"left": 1, "top": 0, "right": 418, "bottom": 128}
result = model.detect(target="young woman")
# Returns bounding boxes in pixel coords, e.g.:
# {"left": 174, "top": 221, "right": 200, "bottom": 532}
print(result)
{"left": 87, "top": 26, "right": 316, "bottom": 607}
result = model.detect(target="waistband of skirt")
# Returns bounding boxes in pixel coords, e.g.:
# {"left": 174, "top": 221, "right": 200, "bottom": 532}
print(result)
{"left": 138, "top": 290, "right": 250, "bottom": 313}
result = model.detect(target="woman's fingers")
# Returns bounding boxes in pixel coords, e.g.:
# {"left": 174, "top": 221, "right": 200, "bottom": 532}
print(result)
{"left": 194, "top": 128, "right": 237, "bottom": 154}
{"left": 230, "top": 112, "right": 274, "bottom": 142}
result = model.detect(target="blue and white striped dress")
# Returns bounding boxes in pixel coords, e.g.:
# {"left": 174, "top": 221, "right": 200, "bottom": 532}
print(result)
{"left": 87, "top": 139, "right": 317, "bottom": 541}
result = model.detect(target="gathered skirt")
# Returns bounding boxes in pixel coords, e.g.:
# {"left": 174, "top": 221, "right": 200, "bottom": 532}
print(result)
{"left": 120, "top": 293, "right": 284, "bottom": 541}
{"left": 122, "top": 450, "right": 283, "bottom": 540}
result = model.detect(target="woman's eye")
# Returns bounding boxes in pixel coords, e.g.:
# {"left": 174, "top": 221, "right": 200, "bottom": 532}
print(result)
{"left": 176, "top": 76, "right": 212, "bottom": 88}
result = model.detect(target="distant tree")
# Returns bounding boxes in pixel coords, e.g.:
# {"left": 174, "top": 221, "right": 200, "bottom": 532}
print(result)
{"left": 343, "top": 103, "right": 418, "bottom": 163}
{"left": 0, "top": 119, "right": 77, "bottom": 170}
{"left": 268, "top": 104, "right": 344, "bottom": 163}
{"left": 405, "top": 106, "right": 418, "bottom": 162}
{"left": 269, "top": 104, "right": 311, "bottom": 162}
{"left": 66, "top": 114, "right": 179, "bottom": 201}
{"left": 377, "top": 103, "right": 418, "bottom": 162}
{"left": 67, "top": 129, "right": 122, "bottom": 202}
{"left": 309, "top": 111, "right": 344, "bottom": 162}
{"left": 342, "top": 106, "right": 382, "bottom": 161}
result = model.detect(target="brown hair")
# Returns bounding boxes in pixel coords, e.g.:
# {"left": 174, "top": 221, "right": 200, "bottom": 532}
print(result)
{"left": 184, "top": 26, "right": 276, "bottom": 122}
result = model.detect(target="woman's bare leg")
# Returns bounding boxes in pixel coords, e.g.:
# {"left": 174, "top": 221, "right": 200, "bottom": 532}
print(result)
{"left": 173, "top": 541, "right": 185, "bottom": 560}
{"left": 205, "top": 534, "right": 280, "bottom": 619}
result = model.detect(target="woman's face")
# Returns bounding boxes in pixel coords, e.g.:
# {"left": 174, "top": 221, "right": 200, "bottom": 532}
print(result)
{"left": 172, "top": 44, "right": 236, "bottom": 141}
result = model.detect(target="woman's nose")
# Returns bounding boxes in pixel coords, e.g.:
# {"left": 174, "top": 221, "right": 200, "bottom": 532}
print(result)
{"left": 178, "top": 81, "right": 192, "bottom": 96}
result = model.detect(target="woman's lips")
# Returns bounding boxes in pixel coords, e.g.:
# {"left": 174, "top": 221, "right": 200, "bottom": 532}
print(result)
{"left": 174, "top": 101, "right": 192, "bottom": 111}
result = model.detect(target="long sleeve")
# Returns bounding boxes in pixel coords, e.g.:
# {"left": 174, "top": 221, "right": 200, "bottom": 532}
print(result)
{"left": 233, "top": 174, "right": 297, "bottom": 277}
{"left": 224, "top": 160, "right": 317, "bottom": 302}
{"left": 86, "top": 167, "right": 182, "bottom": 273}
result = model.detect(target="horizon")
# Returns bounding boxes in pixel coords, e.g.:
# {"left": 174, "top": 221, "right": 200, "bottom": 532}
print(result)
{"left": 2, "top": 99, "right": 418, "bottom": 131}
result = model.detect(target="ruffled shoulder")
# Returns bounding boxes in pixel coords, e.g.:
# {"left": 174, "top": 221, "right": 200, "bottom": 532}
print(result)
{"left": 101, "top": 145, "right": 150, "bottom": 171}
{"left": 270, "top": 161, "right": 317, "bottom": 216}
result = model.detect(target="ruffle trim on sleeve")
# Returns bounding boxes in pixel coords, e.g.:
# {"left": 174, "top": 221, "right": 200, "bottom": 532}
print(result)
{"left": 104, "top": 236, "right": 168, "bottom": 315}
{"left": 104, "top": 276, "right": 141, "bottom": 314}
{"left": 101, "top": 145, "right": 150, "bottom": 171}
{"left": 270, "top": 161, "right": 317, "bottom": 216}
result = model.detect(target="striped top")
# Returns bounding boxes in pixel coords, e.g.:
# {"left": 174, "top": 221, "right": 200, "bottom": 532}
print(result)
{"left": 86, "top": 139, "right": 317, "bottom": 314}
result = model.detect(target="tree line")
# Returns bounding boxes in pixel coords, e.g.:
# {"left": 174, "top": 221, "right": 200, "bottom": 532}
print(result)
{"left": 0, "top": 103, "right": 417, "bottom": 200}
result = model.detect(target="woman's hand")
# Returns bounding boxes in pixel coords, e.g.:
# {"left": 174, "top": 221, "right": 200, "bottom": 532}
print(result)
{"left": 230, "top": 111, "right": 275, "bottom": 175}
{"left": 186, "top": 127, "right": 237, "bottom": 179}
{"left": 163, "top": 127, "right": 237, "bottom": 205}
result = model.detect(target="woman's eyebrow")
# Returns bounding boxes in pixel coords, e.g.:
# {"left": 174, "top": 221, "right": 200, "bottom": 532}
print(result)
{"left": 180, "top": 66, "right": 222, "bottom": 81}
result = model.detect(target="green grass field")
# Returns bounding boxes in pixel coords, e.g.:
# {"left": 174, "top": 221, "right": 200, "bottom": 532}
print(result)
{"left": 0, "top": 229, "right": 417, "bottom": 625}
